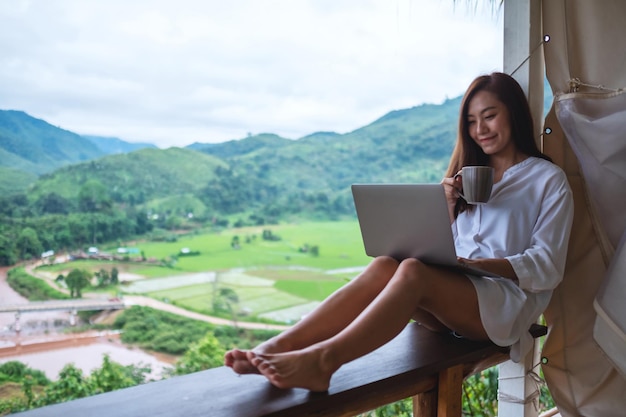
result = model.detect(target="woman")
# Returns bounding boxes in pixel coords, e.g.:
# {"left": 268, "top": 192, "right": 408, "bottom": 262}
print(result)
{"left": 224, "top": 72, "right": 574, "bottom": 392}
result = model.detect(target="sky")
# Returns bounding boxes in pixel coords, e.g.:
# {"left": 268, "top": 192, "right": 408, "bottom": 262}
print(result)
{"left": 0, "top": 0, "right": 503, "bottom": 148}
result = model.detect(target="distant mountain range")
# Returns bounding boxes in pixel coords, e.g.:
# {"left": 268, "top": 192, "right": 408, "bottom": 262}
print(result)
{"left": 0, "top": 110, "right": 102, "bottom": 175}
{"left": 0, "top": 97, "right": 462, "bottom": 200}
{"left": 82, "top": 135, "right": 157, "bottom": 155}
{"left": 0, "top": 110, "right": 156, "bottom": 174}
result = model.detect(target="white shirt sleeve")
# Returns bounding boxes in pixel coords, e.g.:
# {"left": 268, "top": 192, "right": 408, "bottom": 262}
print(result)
{"left": 506, "top": 171, "right": 574, "bottom": 292}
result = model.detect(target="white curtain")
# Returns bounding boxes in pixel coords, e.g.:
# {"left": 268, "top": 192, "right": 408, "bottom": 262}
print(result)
{"left": 541, "top": 0, "right": 626, "bottom": 415}
{"left": 554, "top": 87, "right": 626, "bottom": 377}
{"left": 555, "top": 91, "right": 626, "bottom": 249}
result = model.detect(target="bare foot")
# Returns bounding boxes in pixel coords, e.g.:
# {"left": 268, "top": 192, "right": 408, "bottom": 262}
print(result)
{"left": 225, "top": 338, "right": 292, "bottom": 375}
{"left": 248, "top": 346, "right": 338, "bottom": 392}
{"left": 225, "top": 348, "right": 259, "bottom": 374}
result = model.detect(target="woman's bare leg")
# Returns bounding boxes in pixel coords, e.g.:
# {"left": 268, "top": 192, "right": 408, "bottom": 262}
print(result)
{"left": 249, "top": 258, "right": 487, "bottom": 391}
{"left": 225, "top": 256, "right": 400, "bottom": 373}
{"left": 412, "top": 309, "right": 451, "bottom": 333}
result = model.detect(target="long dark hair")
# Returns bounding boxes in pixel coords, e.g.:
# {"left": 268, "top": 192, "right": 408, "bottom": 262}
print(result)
{"left": 445, "top": 72, "right": 552, "bottom": 216}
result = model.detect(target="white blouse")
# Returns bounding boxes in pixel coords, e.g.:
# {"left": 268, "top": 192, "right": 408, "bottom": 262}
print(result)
{"left": 452, "top": 156, "right": 574, "bottom": 361}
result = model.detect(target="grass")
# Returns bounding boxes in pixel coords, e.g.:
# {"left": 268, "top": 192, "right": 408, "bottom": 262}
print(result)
{"left": 137, "top": 220, "right": 371, "bottom": 271}
{"left": 249, "top": 268, "right": 340, "bottom": 281}
{"left": 38, "top": 259, "right": 184, "bottom": 279}
{"left": 274, "top": 280, "right": 346, "bottom": 301}
{"left": 35, "top": 220, "right": 372, "bottom": 323}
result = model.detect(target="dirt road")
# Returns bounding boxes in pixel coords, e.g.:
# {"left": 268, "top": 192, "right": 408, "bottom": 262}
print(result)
{"left": 124, "top": 295, "right": 288, "bottom": 331}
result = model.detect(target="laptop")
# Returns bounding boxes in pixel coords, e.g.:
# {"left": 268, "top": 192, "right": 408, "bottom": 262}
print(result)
{"left": 351, "top": 183, "right": 501, "bottom": 278}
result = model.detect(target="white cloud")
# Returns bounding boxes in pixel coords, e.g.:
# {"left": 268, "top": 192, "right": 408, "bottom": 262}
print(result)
{"left": 0, "top": 0, "right": 503, "bottom": 147}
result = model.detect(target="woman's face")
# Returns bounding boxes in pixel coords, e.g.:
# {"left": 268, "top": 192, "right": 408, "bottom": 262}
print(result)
{"left": 466, "top": 90, "right": 514, "bottom": 158}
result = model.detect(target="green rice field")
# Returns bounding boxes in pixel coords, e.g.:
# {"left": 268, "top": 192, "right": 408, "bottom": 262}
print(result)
{"left": 137, "top": 220, "right": 370, "bottom": 271}
{"left": 39, "top": 220, "right": 372, "bottom": 323}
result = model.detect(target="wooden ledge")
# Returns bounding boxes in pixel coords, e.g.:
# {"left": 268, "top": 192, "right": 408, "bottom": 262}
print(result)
{"left": 16, "top": 322, "right": 527, "bottom": 417}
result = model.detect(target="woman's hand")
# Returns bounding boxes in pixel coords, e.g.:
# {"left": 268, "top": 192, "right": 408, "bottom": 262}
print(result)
{"left": 441, "top": 173, "right": 462, "bottom": 204}
{"left": 441, "top": 172, "right": 462, "bottom": 222}
{"left": 458, "top": 257, "right": 519, "bottom": 282}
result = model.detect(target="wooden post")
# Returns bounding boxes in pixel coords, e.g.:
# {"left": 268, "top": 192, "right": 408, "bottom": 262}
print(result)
{"left": 501, "top": 1, "right": 544, "bottom": 417}
{"left": 413, "top": 390, "right": 437, "bottom": 417}
{"left": 437, "top": 364, "right": 464, "bottom": 417}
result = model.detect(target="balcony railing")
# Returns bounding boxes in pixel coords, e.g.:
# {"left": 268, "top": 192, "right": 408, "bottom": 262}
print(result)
{"left": 13, "top": 322, "right": 545, "bottom": 417}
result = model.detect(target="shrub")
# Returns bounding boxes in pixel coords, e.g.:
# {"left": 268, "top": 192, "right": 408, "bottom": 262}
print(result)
{"left": 0, "top": 361, "right": 50, "bottom": 385}
{"left": 7, "top": 267, "right": 69, "bottom": 301}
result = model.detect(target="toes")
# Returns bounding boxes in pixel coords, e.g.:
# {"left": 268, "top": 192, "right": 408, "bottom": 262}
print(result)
{"left": 226, "top": 349, "right": 264, "bottom": 374}
{"left": 249, "top": 353, "right": 263, "bottom": 369}
{"left": 250, "top": 353, "right": 275, "bottom": 375}
{"left": 256, "top": 360, "right": 272, "bottom": 373}
{"left": 231, "top": 348, "right": 248, "bottom": 359}
{"left": 225, "top": 349, "right": 248, "bottom": 366}
{"left": 224, "top": 352, "right": 235, "bottom": 367}
{"left": 247, "top": 351, "right": 256, "bottom": 361}
{"left": 232, "top": 360, "right": 260, "bottom": 375}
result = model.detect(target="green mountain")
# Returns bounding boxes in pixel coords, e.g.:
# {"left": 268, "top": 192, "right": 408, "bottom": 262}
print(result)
{"left": 22, "top": 97, "right": 462, "bottom": 221}
{"left": 0, "top": 110, "right": 105, "bottom": 175}
{"left": 0, "top": 111, "right": 163, "bottom": 196}
{"left": 0, "top": 167, "right": 38, "bottom": 195}
{"left": 188, "top": 133, "right": 292, "bottom": 159}
{"left": 28, "top": 147, "right": 227, "bottom": 205}
{"left": 83, "top": 135, "right": 157, "bottom": 155}
{"left": 171, "top": 97, "right": 461, "bottom": 221}
{"left": 193, "top": 97, "right": 460, "bottom": 191}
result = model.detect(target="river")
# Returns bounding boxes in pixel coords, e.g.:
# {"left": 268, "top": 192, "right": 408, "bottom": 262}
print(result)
{"left": 0, "top": 266, "right": 174, "bottom": 381}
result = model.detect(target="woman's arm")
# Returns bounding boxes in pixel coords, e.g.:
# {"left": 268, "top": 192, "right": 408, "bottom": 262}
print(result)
{"left": 506, "top": 174, "right": 574, "bottom": 292}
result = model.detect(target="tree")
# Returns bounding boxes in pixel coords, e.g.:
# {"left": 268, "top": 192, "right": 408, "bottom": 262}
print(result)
{"left": 65, "top": 268, "right": 91, "bottom": 298}
{"left": 15, "top": 227, "right": 43, "bottom": 260}
{"left": 165, "top": 215, "right": 182, "bottom": 230}
{"left": 0, "top": 232, "right": 17, "bottom": 266}
{"left": 173, "top": 333, "right": 225, "bottom": 375}
{"left": 38, "top": 364, "right": 93, "bottom": 405}
{"left": 133, "top": 209, "right": 152, "bottom": 234}
{"left": 0, "top": 361, "right": 49, "bottom": 386}
{"left": 35, "top": 192, "right": 72, "bottom": 215}
{"left": 78, "top": 180, "right": 112, "bottom": 213}
{"left": 94, "top": 269, "right": 110, "bottom": 287}
{"left": 0, "top": 193, "right": 32, "bottom": 217}
{"left": 67, "top": 214, "right": 91, "bottom": 245}
{"left": 90, "top": 354, "right": 145, "bottom": 394}
{"left": 78, "top": 181, "right": 99, "bottom": 213}
{"left": 262, "top": 229, "right": 281, "bottom": 241}
{"left": 111, "top": 267, "right": 119, "bottom": 285}
{"left": 212, "top": 287, "right": 239, "bottom": 318}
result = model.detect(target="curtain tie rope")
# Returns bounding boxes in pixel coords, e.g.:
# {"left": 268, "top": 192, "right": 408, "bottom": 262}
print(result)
{"left": 497, "top": 365, "right": 546, "bottom": 411}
